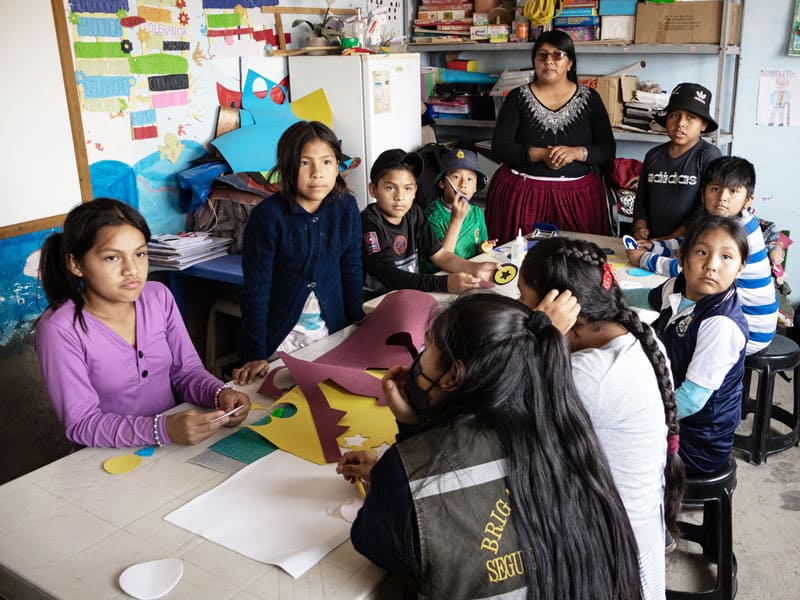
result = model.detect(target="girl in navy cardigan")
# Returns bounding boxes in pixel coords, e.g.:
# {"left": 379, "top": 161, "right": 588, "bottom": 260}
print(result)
{"left": 234, "top": 121, "right": 364, "bottom": 384}
{"left": 626, "top": 215, "right": 749, "bottom": 475}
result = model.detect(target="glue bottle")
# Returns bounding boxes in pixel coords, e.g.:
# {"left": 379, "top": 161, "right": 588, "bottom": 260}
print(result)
{"left": 511, "top": 229, "right": 526, "bottom": 264}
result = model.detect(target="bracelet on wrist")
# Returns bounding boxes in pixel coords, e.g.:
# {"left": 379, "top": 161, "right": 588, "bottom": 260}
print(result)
{"left": 153, "top": 413, "right": 164, "bottom": 447}
{"left": 214, "top": 383, "right": 233, "bottom": 409}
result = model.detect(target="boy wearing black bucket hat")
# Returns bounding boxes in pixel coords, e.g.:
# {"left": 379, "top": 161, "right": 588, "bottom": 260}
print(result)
{"left": 422, "top": 149, "right": 496, "bottom": 273}
{"left": 632, "top": 82, "right": 722, "bottom": 240}
{"left": 361, "top": 148, "right": 497, "bottom": 298}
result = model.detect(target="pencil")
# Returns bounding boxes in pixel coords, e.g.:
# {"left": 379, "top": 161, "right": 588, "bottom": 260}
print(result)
{"left": 355, "top": 478, "right": 366, "bottom": 499}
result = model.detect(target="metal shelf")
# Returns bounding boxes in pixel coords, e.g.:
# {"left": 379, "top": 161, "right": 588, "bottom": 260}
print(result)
{"left": 433, "top": 118, "right": 495, "bottom": 128}
{"left": 432, "top": 121, "right": 734, "bottom": 146}
{"left": 407, "top": 42, "right": 740, "bottom": 55}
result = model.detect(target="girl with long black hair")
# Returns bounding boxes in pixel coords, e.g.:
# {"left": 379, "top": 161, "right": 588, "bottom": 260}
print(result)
{"left": 519, "top": 237, "right": 686, "bottom": 598}
{"left": 338, "top": 292, "right": 642, "bottom": 600}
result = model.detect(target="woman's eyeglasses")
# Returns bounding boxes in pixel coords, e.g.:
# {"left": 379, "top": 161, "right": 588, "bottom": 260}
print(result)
{"left": 535, "top": 50, "right": 568, "bottom": 62}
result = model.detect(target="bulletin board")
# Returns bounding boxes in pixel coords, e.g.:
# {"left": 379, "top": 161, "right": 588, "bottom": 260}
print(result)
{"left": 0, "top": 0, "right": 92, "bottom": 239}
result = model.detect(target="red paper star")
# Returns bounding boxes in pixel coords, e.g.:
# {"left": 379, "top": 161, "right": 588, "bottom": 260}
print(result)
{"left": 179, "top": 11, "right": 189, "bottom": 26}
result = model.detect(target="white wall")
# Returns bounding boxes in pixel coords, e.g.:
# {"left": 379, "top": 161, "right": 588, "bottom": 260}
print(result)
{"left": 731, "top": 0, "right": 800, "bottom": 301}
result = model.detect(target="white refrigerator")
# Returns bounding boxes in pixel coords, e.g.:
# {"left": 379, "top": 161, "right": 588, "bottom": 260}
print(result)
{"left": 289, "top": 54, "right": 422, "bottom": 210}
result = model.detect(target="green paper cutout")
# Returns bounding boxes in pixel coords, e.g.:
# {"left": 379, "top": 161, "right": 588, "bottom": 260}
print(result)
{"left": 210, "top": 415, "right": 277, "bottom": 464}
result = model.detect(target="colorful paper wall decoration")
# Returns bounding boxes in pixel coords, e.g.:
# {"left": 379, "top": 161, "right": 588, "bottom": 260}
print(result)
{"left": 211, "top": 69, "right": 333, "bottom": 173}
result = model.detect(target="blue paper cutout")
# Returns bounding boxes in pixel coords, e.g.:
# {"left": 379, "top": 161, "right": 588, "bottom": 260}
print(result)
{"left": 627, "top": 268, "right": 654, "bottom": 277}
{"left": 135, "top": 446, "right": 155, "bottom": 457}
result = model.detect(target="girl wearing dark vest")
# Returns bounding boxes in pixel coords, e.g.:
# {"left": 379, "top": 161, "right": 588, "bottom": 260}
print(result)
{"left": 519, "top": 238, "right": 686, "bottom": 598}
{"left": 337, "top": 293, "right": 642, "bottom": 600}
{"left": 623, "top": 215, "right": 749, "bottom": 475}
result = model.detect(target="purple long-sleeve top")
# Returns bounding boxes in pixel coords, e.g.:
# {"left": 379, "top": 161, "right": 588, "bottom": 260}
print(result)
{"left": 35, "top": 281, "right": 223, "bottom": 448}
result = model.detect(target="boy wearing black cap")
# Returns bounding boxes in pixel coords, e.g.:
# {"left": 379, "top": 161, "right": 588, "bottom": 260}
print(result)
{"left": 361, "top": 148, "right": 497, "bottom": 298}
{"left": 422, "top": 149, "right": 495, "bottom": 273}
{"left": 632, "top": 82, "right": 722, "bottom": 240}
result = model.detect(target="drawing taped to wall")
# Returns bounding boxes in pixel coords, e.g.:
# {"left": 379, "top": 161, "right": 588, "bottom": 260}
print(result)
{"left": 757, "top": 69, "right": 799, "bottom": 127}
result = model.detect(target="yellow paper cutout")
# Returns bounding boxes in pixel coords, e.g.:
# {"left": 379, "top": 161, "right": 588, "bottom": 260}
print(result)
{"left": 250, "top": 401, "right": 269, "bottom": 410}
{"left": 103, "top": 454, "right": 143, "bottom": 474}
{"left": 290, "top": 88, "right": 333, "bottom": 128}
{"left": 249, "top": 371, "right": 397, "bottom": 465}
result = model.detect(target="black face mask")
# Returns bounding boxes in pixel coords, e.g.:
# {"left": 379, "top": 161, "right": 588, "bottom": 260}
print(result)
{"left": 404, "top": 351, "right": 445, "bottom": 418}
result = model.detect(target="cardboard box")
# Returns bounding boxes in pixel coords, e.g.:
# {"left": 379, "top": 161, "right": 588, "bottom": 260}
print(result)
{"left": 601, "top": 15, "right": 635, "bottom": 41}
{"left": 470, "top": 25, "right": 489, "bottom": 40}
{"left": 634, "top": 1, "right": 742, "bottom": 45}
{"left": 577, "top": 74, "right": 639, "bottom": 126}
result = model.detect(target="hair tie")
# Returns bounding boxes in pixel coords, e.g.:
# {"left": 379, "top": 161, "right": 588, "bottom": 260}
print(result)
{"left": 667, "top": 433, "right": 680, "bottom": 456}
{"left": 601, "top": 262, "right": 618, "bottom": 290}
{"left": 526, "top": 311, "right": 552, "bottom": 335}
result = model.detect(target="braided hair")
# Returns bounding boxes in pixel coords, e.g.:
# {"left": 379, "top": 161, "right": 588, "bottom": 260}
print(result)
{"left": 520, "top": 238, "right": 686, "bottom": 541}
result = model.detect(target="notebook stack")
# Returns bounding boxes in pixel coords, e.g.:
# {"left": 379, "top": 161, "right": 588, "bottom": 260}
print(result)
{"left": 148, "top": 232, "right": 232, "bottom": 270}
{"left": 622, "top": 89, "right": 669, "bottom": 132}
{"left": 553, "top": 1, "right": 600, "bottom": 42}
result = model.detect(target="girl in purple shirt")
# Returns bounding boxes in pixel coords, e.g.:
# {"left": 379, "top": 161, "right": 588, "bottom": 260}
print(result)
{"left": 35, "top": 198, "right": 250, "bottom": 448}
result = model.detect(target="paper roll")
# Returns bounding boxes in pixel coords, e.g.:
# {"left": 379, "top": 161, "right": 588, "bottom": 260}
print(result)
{"left": 607, "top": 60, "right": 646, "bottom": 77}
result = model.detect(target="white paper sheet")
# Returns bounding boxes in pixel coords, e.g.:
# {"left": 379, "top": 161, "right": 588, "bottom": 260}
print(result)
{"left": 164, "top": 450, "right": 361, "bottom": 578}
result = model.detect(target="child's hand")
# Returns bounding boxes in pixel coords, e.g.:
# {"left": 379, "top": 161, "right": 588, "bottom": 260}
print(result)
{"left": 534, "top": 289, "right": 580, "bottom": 335}
{"left": 447, "top": 272, "right": 481, "bottom": 293}
{"left": 633, "top": 226, "right": 650, "bottom": 241}
{"left": 216, "top": 387, "right": 251, "bottom": 427}
{"left": 636, "top": 239, "right": 653, "bottom": 250}
{"left": 451, "top": 195, "right": 470, "bottom": 221}
{"left": 472, "top": 260, "right": 499, "bottom": 281}
{"left": 232, "top": 360, "right": 269, "bottom": 385}
{"left": 382, "top": 365, "right": 420, "bottom": 424}
{"left": 165, "top": 410, "right": 229, "bottom": 445}
{"left": 626, "top": 248, "right": 647, "bottom": 266}
{"left": 337, "top": 450, "right": 378, "bottom": 483}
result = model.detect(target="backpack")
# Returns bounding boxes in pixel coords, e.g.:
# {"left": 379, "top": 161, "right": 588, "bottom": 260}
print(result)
{"left": 414, "top": 143, "right": 451, "bottom": 211}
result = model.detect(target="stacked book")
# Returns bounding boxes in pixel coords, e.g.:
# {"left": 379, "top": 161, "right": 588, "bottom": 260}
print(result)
{"left": 148, "top": 232, "right": 233, "bottom": 270}
{"left": 622, "top": 89, "right": 669, "bottom": 132}
{"left": 413, "top": 0, "right": 474, "bottom": 41}
{"left": 553, "top": 1, "right": 599, "bottom": 42}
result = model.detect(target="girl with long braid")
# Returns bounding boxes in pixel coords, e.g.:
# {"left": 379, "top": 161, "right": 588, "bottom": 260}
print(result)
{"left": 337, "top": 293, "right": 642, "bottom": 600}
{"left": 520, "top": 237, "right": 685, "bottom": 600}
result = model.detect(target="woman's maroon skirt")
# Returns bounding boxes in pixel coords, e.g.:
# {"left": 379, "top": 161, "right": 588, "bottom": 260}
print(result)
{"left": 486, "top": 164, "right": 608, "bottom": 243}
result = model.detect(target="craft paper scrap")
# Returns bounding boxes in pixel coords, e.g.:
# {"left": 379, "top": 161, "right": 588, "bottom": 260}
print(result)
{"left": 249, "top": 375, "right": 397, "bottom": 465}
{"left": 209, "top": 420, "right": 278, "bottom": 464}
{"left": 316, "top": 289, "right": 438, "bottom": 369}
{"left": 164, "top": 450, "right": 356, "bottom": 579}
{"left": 118, "top": 558, "right": 183, "bottom": 600}
{"left": 103, "top": 454, "right": 143, "bottom": 474}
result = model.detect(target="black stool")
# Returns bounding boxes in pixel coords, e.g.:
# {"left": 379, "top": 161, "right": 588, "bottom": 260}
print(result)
{"left": 733, "top": 334, "right": 800, "bottom": 465}
{"left": 667, "top": 457, "right": 737, "bottom": 600}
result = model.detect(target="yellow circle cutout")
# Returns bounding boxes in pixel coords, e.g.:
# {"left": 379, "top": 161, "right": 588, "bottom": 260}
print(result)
{"left": 493, "top": 263, "right": 518, "bottom": 285}
{"left": 103, "top": 454, "right": 143, "bottom": 474}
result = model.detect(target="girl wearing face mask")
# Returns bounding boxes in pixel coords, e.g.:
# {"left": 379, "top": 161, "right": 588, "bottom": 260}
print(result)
{"left": 337, "top": 293, "right": 642, "bottom": 600}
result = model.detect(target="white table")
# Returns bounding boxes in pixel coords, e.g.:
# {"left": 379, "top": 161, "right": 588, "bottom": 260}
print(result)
{"left": 364, "top": 231, "right": 667, "bottom": 319}
{"left": 0, "top": 232, "right": 664, "bottom": 599}
{"left": 0, "top": 328, "right": 388, "bottom": 600}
